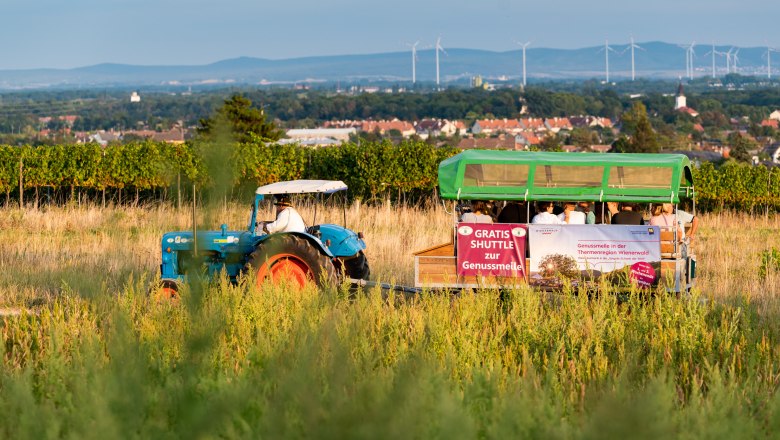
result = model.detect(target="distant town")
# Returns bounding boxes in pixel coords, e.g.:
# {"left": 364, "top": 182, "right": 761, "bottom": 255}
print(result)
{"left": 13, "top": 82, "right": 780, "bottom": 168}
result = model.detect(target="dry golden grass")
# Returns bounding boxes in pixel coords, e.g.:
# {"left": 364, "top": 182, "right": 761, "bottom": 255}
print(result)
{"left": 0, "top": 203, "right": 779, "bottom": 307}
{"left": 4, "top": 204, "right": 780, "bottom": 437}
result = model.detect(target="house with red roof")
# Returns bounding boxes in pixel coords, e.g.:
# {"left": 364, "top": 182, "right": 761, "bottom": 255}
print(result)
{"left": 763, "top": 143, "right": 780, "bottom": 163}
{"left": 361, "top": 119, "right": 415, "bottom": 137}
{"left": 471, "top": 118, "right": 524, "bottom": 135}
{"left": 60, "top": 115, "right": 78, "bottom": 126}
{"left": 678, "top": 107, "right": 699, "bottom": 117}
{"left": 570, "top": 116, "right": 613, "bottom": 129}
{"left": 322, "top": 120, "right": 362, "bottom": 129}
{"left": 544, "top": 117, "right": 573, "bottom": 133}
{"left": 415, "top": 119, "right": 465, "bottom": 137}
{"left": 519, "top": 117, "right": 546, "bottom": 131}
{"left": 151, "top": 128, "right": 188, "bottom": 144}
{"left": 561, "top": 144, "right": 581, "bottom": 153}
{"left": 515, "top": 131, "right": 541, "bottom": 147}
{"left": 457, "top": 135, "right": 519, "bottom": 150}
{"left": 588, "top": 144, "right": 613, "bottom": 153}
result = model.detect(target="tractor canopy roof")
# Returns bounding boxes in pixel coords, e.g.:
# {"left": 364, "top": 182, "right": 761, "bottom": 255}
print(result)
{"left": 255, "top": 180, "right": 348, "bottom": 196}
{"left": 438, "top": 150, "right": 695, "bottom": 203}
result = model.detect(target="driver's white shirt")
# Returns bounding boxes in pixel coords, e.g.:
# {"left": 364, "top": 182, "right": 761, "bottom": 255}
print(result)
{"left": 265, "top": 207, "right": 306, "bottom": 234}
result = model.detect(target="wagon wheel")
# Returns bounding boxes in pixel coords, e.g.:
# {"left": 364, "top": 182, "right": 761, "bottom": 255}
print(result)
{"left": 246, "top": 234, "right": 337, "bottom": 290}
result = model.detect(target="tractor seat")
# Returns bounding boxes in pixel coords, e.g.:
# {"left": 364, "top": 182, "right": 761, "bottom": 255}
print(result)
{"left": 306, "top": 225, "right": 321, "bottom": 238}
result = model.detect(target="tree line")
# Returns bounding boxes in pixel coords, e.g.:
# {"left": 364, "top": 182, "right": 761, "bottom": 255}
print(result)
{"left": 4, "top": 84, "right": 780, "bottom": 143}
{"left": 0, "top": 140, "right": 778, "bottom": 211}
{"left": 0, "top": 140, "right": 456, "bottom": 207}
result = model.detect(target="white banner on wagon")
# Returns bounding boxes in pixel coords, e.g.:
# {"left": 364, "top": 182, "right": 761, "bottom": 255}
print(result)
{"left": 528, "top": 225, "right": 661, "bottom": 286}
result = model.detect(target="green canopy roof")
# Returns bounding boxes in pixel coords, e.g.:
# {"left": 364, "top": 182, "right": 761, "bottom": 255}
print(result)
{"left": 438, "top": 150, "right": 694, "bottom": 203}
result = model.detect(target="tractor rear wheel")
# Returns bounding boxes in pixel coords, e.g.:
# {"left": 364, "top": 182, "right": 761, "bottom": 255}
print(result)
{"left": 152, "top": 279, "right": 179, "bottom": 303}
{"left": 343, "top": 251, "right": 370, "bottom": 280}
{"left": 246, "top": 234, "right": 337, "bottom": 290}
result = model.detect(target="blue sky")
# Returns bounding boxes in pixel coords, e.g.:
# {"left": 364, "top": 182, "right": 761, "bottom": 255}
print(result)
{"left": 1, "top": 0, "right": 778, "bottom": 69}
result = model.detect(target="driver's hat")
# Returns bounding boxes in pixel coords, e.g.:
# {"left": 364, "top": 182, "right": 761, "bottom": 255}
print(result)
{"left": 274, "top": 195, "right": 292, "bottom": 207}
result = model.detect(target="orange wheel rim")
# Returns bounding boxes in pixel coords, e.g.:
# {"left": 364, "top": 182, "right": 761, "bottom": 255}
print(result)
{"left": 256, "top": 253, "right": 312, "bottom": 289}
{"left": 155, "top": 286, "right": 179, "bottom": 303}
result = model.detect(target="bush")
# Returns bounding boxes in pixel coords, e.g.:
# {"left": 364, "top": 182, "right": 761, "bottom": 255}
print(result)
{"left": 760, "top": 247, "right": 780, "bottom": 279}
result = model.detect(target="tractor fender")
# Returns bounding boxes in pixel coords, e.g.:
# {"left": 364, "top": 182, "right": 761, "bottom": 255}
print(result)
{"left": 315, "top": 224, "right": 367, "bottom": 258}
{"left": 256, "top": 232, "right": 334, "bottom": 258}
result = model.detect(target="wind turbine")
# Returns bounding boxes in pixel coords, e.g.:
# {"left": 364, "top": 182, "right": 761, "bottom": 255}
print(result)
{"left": 598, "top": 40, "right": 617, "bottom": 83}
{"left": 703, "top": 42, "right": 723, "bottom": 78}
{"left": 688, "top": 42, "right": 697, "bottom": 79}
{"left": 623, "top": 36, "right": 644, "bottom": 81}
{"left": 764, "top": 45, "right": 779, "bottom": 79}
{"left": 407, "top": 41, "right": 420, "bottom": 84}
{"left": 725, "top": 48, "right": 733, "bottom": 73}
{"left": 516, "top": 40, "right": 531, "bottom": 87}
{"left": 679, "top": 41, "right": 696, "bottom": 79}
{"left": 732, "top": 48, "right": 740, "bottom": 74}
{"left": 435, "top": 37, "right": 447, "bottom": 88}
{"left": 678, "top": 43, "right": 691, "bottom": 78}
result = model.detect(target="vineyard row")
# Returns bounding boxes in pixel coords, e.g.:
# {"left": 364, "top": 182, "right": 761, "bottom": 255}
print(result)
{"left": 0, "top": 140, "right": 778, "bottom": 211}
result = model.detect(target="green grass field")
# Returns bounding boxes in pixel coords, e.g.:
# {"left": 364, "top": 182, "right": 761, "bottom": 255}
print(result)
{"left": 2, "top": 205, "right": 780, "bottom": 439}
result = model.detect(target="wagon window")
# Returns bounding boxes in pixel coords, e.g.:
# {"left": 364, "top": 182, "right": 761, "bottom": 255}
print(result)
{"left": 682, "top": 167, "right": 693, "bottom": 187}
{"left": 607, "top": 166, "right": 673, "bottom": 189}
{"left": 533, "top": 165, "right": 604, "bottom": 188}
{"left": 463, "top": 163, "right": 530, "bottom": 187}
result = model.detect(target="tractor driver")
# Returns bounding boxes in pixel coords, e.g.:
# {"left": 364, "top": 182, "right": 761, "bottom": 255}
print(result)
{"left": 262, "top": 195, "right": 306, "bottom": 234}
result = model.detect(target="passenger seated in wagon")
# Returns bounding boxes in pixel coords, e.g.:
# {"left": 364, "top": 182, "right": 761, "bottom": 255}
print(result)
{"left": 460, "top": 200, "right": 493, "bottom": 224}
{"left": 497, "top": 201, "right": 529, "bottom": 224}
{"left": 610, "top": 202, "right": 645, "bottom": 225}
{"left": 558, "top": 201, "right": 586, "bottom": 224}
{"left": 676, "top": 202, "right": 699, "bottom": 244}
{"left": 531, "top": 201, "right": 563, "bottom": 224}
{"left": 650, "top": 203, "right": 698, "bottom": 243}
{"left": 649, "top": 203, "right": 683, "bottom": 239}
{"left": 577, "top": 201, "right": 596, "bottom": 224}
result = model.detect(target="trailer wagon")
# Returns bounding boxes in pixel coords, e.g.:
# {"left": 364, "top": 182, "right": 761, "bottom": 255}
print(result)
{"left": 414, "top": 151, "right": 697, "bottom": 292}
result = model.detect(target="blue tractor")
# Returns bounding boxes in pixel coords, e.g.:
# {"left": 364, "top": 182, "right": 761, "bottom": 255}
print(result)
{"left": 159, "top": 180, "right": 369, "bottom": 296}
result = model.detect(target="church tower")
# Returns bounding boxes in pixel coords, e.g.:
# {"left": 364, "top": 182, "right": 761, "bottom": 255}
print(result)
{"left": 674, "top": 82, "right": 687, "bottom": 110}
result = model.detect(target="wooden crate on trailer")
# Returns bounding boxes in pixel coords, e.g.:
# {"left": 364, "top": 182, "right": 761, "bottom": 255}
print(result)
{"left": 413, "top": 241, "right": 529, "bottom": 289}
{"left": 658, "top": 226, "right": 694, "bottom": 291}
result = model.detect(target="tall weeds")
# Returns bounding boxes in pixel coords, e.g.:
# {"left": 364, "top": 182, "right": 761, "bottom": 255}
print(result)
{"left": 1, "top": 205, "right": 780, "bottom": 437}
{"left": 1, "top": 281, "right": 780, "bottom": 438}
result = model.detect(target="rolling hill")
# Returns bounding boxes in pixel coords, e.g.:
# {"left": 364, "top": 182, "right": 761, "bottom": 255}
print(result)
{"left": 0, "top": 42, "right": 774, "bottom": 90}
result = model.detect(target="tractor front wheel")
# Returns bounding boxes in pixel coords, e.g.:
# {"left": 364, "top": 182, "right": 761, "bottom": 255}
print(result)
{"left": 247, "top": 235, "right": 337, "bottom": 290}
{"left": 343, "top": 251, "right": 370, "bottom": 280}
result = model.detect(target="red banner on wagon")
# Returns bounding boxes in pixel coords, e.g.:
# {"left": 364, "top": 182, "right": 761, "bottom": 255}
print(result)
{"left": 456, "top": 223, "right": 527, "bottom": 278}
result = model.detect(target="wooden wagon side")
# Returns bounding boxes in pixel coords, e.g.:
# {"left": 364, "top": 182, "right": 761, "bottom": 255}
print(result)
{"left": 413, "top": 240, "right": 530, "bottom": 289}
{"left": 659, "top": 225, "right": 696, "bottom": 292}
{"left": 415, "top": 224, "right": 695, "bottom": 293}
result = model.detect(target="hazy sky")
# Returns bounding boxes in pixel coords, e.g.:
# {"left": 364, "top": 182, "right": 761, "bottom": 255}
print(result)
{"left": 1, "top": 0, "right": 778, "bottom": 69}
